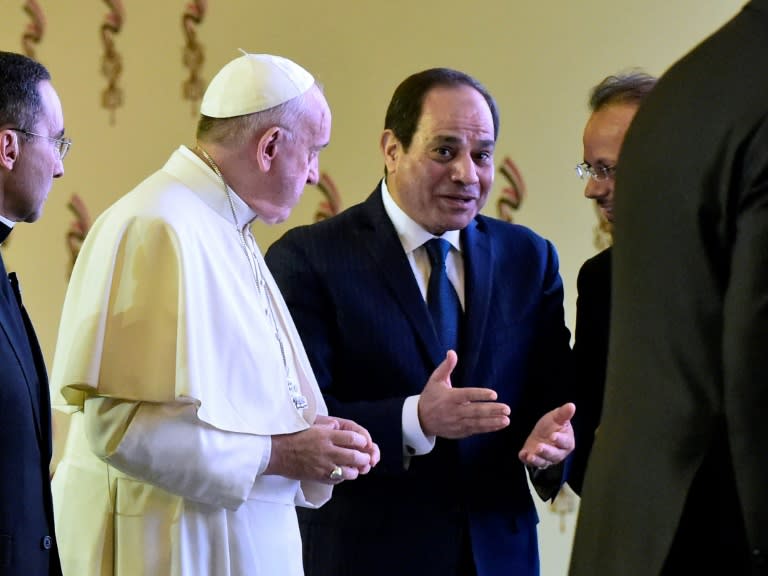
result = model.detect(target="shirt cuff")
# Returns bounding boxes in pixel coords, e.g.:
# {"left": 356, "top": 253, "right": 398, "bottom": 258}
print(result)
{"left": 402, "top": 394, "right": 436, "bottom": 458}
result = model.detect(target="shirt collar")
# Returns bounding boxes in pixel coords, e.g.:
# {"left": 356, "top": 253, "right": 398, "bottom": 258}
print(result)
{"left": 380, "top": 178, "right": 461, "bottom": 253}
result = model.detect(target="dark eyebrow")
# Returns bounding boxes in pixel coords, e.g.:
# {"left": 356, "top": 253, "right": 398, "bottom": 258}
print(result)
{"left": 429, "top": 135, "right": 495, "bottom": 148}
{"left": 428, "top": 135, "right": 461, "bottom": 147}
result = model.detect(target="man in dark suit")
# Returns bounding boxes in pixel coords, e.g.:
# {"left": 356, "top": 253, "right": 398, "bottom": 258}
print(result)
{"left": 0, "top": 51, "right": 69, "bottom": 575}
{"left": 567, "top": 71, "right": 656, "bottom": 494}
{"left": 266, "top": 67, "right": 575, "bottom": 576}
{"left": 570, "top": 2, "right": 768, "bottom": 574}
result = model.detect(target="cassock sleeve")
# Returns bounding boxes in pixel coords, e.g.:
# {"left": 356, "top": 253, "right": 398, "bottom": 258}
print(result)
{"left": 84, "top": 396, "right": 270, "bottom": 510}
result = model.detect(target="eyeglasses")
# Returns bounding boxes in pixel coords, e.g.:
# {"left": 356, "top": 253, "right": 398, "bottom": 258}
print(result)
{"left": 11, "top": 128, "right": 72, "bottom": 160}
{"left": 575, "top": 162, "right": 615, "bottom": 182}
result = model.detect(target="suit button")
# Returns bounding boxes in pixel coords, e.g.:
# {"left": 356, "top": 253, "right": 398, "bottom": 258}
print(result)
{"left": 41, "top": 535, "right": 52, "bottom": 550}
{"left": 752, "top": 549, "right": 766, "bottom": 569}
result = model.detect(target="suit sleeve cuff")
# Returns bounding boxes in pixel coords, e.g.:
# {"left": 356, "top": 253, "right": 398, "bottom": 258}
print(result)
{"left": 529, "top": 462, "right": 566, "bottom": 501}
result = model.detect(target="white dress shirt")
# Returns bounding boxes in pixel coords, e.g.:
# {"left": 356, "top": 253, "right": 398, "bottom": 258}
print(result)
{"left": 380, "top": 179, "right": 464, "bottom": 462}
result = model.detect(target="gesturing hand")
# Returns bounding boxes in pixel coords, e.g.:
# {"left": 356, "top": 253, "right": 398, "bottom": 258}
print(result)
{"left": 518, "top": 402, "right": 576, "bottom": 470}
{"left": 418, "top": 351, "right": 511, "bottom": 438}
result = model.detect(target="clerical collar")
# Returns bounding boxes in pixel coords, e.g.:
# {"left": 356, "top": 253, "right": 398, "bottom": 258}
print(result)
{"left": 0, "top": 217, "right": 14, "bottom": 244}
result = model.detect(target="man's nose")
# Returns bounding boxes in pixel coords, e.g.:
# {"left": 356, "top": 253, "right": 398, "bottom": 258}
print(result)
{"left": 584, "top": 178, "right": 609, "bottom": 199}
{"left": 54, "top": 156, "right": 64, "bottom": 179}
{"left": 306, "top": 157, "right": 319, "bottom": 185}
{"left": 451, "top": 154, "right": 479, "bottom": 185}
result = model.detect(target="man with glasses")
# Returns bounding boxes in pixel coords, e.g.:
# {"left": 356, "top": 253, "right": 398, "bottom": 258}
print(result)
{"left": 572, "top": 1, "right": 768, "bottom": 573}
{"left": 568, "top": 71, "right": 656, "bottom": 494}
{"left": 9, "top": 128, "right": 71, "bottom": 162}
{"left": 0, "top": 50, "right": 68, "bottom": 575}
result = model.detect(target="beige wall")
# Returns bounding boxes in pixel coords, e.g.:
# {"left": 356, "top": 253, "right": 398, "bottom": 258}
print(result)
{"left": 0, "top": 1, "right": 745, "bottom": 573}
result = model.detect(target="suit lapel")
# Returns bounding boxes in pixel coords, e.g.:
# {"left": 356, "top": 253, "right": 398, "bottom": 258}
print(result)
{"left": 458, "top": 218, "right": 493, "bottom": 384}
{"left": 0, "top": 297, "right": 26, "bottom": 369}
{"left": 357, "top": 188, "right": 446, "bottom": 367}
{"left": 0, "top": 254, "right": 45, "bottom": 445}
{"left": 0, "top": 254, "right": 30, "bottom": 371}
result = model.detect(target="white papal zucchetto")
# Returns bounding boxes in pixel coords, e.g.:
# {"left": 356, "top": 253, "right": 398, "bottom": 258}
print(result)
{"left": 200, "top": 51, "right": 315, "bottom": 119}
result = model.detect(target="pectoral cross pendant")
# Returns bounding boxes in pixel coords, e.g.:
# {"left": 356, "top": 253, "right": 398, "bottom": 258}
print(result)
{"left": 288, "top": 378, "right": 308, "bottom": 410}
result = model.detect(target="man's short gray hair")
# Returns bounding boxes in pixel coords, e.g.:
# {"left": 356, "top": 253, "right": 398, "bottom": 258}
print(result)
{"left": 196, "top": 85, "right": 316, "bottom": 146}
{"left": 589, "top": 70, "right": 657, "bottom": 112}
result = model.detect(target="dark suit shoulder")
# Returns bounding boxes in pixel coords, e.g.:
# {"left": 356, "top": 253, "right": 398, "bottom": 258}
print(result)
{"left": 271, "top": 192, "right": 377, "bottom": 249}
{"left": 476, "top": 214, "right": 550, "bottom": 243}
{"left": 474, "top": 214, "right": 560, "bottom": 263}
{"left": 577, "top": 247, "right": 612, "bottom": 289}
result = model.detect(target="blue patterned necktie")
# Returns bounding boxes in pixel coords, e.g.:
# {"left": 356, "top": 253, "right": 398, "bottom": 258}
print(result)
{"left": 424, "top": 238, "right": 462, "bottom": 352}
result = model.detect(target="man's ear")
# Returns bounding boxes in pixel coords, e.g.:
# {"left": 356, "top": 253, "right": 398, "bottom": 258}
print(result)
{"left": 255, "top": 126, "right": 282, "bottom": 172}
{"left": 380, "top": 129, "right": 401, "bottom": 175}
{"left": 0, "top": 130, "right": 20, "bottom": 170}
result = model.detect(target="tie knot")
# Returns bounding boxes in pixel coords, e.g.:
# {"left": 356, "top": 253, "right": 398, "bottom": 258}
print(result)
{"left": 424, "top": 238, "right": 451, "bottom": 268}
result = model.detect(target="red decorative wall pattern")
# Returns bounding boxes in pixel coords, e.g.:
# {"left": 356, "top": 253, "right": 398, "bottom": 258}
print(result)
{"left": 21, "top": 0, "right": 46, "bottom": 59}
{"left": 314, "top": 172, "right": 342, "bottom": 222}
{"left": 100, "top": 0, "right": 125, "bottom": 125}
{"left": 65, "top": 195, "right": 92, "bottom": 277}
{"left": 496, "top": 156, "right": 526, "bottom": 222}
{"left": 182, "top": 0, "right": 207, "bottom": 114}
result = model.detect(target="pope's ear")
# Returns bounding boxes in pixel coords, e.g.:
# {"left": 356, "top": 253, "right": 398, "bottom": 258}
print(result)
{"left": 380, "top": 129, "right": 401, "bottom": 174}
{"left": 0, "top": 130, "right": 20, "bottom": 170}
{"left": 255, "top": 126, "right": 281, "bottom": 172}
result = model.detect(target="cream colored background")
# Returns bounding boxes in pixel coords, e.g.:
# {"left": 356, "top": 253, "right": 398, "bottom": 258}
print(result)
{"left": 0, "top": 1, "right": 745, "bottom": 573}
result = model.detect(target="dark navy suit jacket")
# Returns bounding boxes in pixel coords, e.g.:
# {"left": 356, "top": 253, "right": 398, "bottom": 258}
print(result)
{"left": 266, "top": 187, "right": 572, "bottom": 576}
{"left": 0, "top": 239, "right": 60, "bottom": 575}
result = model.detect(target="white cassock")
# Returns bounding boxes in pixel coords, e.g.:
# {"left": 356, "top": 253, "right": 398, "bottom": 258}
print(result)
{"left": 50, "top": 146, "right": 331, "bottom": 576}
